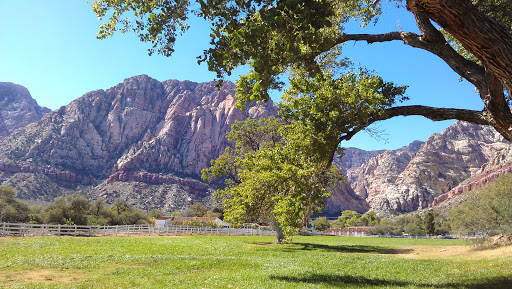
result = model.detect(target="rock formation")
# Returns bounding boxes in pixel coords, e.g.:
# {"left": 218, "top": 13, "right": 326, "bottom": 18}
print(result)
{"left": 340, "top": 122, "right": 509, "bottom": 214}
{"left": 3, "top": 76, "right": 508, "bottom": 216}
{"left": 0, "top": 82, "right": 50, "bottom": 139}
{"left": 0, "top": 76, "right": 367, "bottom": 214}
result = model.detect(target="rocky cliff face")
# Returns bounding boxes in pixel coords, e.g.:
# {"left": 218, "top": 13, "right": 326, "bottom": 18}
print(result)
{"left": 340, "top": 122, "right": 509, "bottom": 214}
{"left": 0, "top": 82, "right": 50, "bottom": 139}
{"left": 0, "top": 76, "right": 276, "bottom": 177}
{"left": 4, "top": 77, "right": 505, "bottom": 216}
{"left": 0, "top": 76, "right": 276, "bottom": 209}
{"left": 0, "top": 75, "right": 368, "bottom": 214}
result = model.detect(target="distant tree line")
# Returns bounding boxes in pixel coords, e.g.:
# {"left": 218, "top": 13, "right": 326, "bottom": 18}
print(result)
{"left": 0, "top": 186, "right": 226, "bottom": 226}
{"left": 0, "top": 186, "right": 163, "bottom": 226}
{"left": 3, "top": 172, "right": 512, "bottom": 237}
{"left": 313, "top": 210, "right": 450, "bottom": 237}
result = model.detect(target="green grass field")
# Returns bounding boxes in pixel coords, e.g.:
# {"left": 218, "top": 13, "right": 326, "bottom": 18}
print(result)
{"left": 1, "top": 235, "right": 511, "bottom": 288}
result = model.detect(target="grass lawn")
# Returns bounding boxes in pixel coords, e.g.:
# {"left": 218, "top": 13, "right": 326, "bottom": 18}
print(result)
{"left": 0, "top": 235, "right": 511, "bottom": 288}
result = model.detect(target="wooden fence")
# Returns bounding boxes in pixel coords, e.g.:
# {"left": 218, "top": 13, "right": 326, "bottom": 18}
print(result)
{"left": 0, "top": 222, "right": 276, "bottom": 237}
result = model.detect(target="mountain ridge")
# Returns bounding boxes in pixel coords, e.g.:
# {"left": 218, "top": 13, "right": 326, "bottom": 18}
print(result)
{"left": 0, "top": 76, "right": 366, "bottom": 214}
{"left": 0, "top": 82, "right": 50, "bottom": 139}
{"left": 1, "top": 76, "right": 510, "bottom": 216}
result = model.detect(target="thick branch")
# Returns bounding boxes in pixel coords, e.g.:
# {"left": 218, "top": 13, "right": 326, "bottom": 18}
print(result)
{"left": 382, "top": 105, "right": 488, "bottom": 123}
{"left": 340, "top": 105, "right": 489, "bottom": 142}
{"left": 481, "top": 69, "right": 512, "bottom": 139}
{"left": 336, "top": 31, "right": 487, "bottom": 89}
{"left": 407, "top": 0, "right": 512, "bottom": 91}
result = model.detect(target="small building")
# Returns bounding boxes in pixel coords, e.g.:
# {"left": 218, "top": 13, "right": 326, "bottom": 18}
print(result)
{"left": 154, "top": 216, "right": 173, "bottom": 228}
{"left": 325, "top": 226, "right": 374, "bottom": 237}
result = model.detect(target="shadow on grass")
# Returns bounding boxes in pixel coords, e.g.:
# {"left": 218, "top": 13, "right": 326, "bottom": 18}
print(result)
{"left": 249, "top": 242, "right": 412, "bottom": 255}
{"left": 271, "top": 273, "right": 512, "bottom": 288}
{"left": 290, "top": 242, "right": 413, "bottom": 254}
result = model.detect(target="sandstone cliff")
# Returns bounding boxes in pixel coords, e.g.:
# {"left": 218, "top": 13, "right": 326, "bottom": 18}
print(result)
{"left": 4, "top": 77, "right": 505, "bottom": 216}
{"left": 0, "top": 76, "right": 275, "bottom": 208}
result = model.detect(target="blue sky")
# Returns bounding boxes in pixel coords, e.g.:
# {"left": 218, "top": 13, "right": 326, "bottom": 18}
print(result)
{"left": 1, "top": 1, "right": 483, "bottom": 151}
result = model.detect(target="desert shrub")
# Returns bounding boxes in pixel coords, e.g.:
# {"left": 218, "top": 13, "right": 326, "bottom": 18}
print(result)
{"left": 42, "top": 194, "right": 90, "bottom": 225}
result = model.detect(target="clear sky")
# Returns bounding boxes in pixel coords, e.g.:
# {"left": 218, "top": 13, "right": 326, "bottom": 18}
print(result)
{"left": 0, "top": 0, "right": 483, "bottom": 151}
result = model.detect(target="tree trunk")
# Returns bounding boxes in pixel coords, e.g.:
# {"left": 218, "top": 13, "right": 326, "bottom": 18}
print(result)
{"left": 406, "top": 0, "right": 512, "bottom": 90}
{"left": 406, "top": 0, "right": 512, "bottom": 140}
{"left": 274, "top": 221, "right": 285, "bottom": 244}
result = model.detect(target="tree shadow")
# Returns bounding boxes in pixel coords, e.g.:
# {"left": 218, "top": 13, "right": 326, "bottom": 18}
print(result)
{"left": 270, "top": 273, "right": 512, "bottom": 288}
{"left": 248, "top": 241, "right": 412, "bottom": 255}
{"left": 289, "top": 242, "right": 413, "bottom": 254}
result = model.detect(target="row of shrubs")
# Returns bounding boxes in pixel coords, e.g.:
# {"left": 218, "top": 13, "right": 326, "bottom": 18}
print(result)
{"left": 0, "top": 186, "right": 224, "bottom": 226}
{"left": 2, "top": 173, "right": 512, "bottom": 235}
{"left": 312, "top": 210, "right": 450, "bottom": 236}
{"left": 0, "top": 186, "right": 162, "bottom": 225}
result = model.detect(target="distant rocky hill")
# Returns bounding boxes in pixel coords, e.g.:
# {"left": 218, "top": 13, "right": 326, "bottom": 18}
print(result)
{"left": 0, "top": 82, "right": 50, "bottom": 139}
{"left": 0, "top": 76, "right": 367, "bottom": 214}
{"left": 339, "top": 121, "right": 510, "bottom": 215}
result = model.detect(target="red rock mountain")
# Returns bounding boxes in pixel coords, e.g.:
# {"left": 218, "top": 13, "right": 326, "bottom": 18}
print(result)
{"left": 2, "top": 76, "right": 509, "bottom": 215}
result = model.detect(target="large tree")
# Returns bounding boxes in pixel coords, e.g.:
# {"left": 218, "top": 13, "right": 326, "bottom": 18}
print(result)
{"left": 203, "top": 61, "right": 405, "bottom": 243}
{"left": 202, "top": 117, "right": 342, "bottom": 243}
{"left": 93, "top": 0, "right": 512, "bottom": 141}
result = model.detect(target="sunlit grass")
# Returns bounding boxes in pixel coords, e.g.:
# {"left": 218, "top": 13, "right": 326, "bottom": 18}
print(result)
{"left": 0, "top": 235, "right": 510, "bottom": 288}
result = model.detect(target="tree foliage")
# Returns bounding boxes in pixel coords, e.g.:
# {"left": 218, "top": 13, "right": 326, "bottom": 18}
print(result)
{"left": 203, "top": 116, "right": 342, "bottom": 243}
{"left": 312, "top": 217, "right": 330, "bottom": 232}
{"left": 0, "top": 186, "right": 30, "bottom": 223}
{"left": 93, "top": 0, "right": 512, "bottom": 140}
{"left": 44, "top": 194, "right": 91, "bottom": 225}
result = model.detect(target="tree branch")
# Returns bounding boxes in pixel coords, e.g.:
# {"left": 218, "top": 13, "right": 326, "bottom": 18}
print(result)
{"left": 481, "top": 69, "right": 512, "bottom": 139}
{"left": 340, "top": 105, "right": 489, "bottom": 142}
{"left": 407, "top": 0, "right": 512, "bottom": 92}
{"left": 335, "top": 31, "right": 487, "bottom": 89}
{"left": 383, "top": 105, "right": 488, "bottom": 123}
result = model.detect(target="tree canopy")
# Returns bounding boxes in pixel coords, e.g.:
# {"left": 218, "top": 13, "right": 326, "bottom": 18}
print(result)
{"left": 93, "top": 0, "right": 512, "bottom": 141}
{"left": 202, "top": 116, "right": 343, "bottom": 243}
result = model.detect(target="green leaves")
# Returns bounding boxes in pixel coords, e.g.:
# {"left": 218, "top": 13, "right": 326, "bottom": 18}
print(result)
{"left": 203, "top": 116, "right": 340, "bottom": 242}
{"left": 92, "top": 0, "right": 190, "bottom": 56}
{"left": 279, "top": 64, "right": 407, "bottom": 161}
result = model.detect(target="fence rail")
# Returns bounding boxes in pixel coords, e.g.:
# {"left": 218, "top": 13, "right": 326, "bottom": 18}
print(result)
{"left": 0, "top": 222, "right": 276, "bottom": 237}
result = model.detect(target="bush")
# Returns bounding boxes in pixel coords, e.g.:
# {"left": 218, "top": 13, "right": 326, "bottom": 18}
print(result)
{"left": 312, "top": 217, "right": 330, "bottom": 231}
{"left": 0, "top": 186, "right": 30, "bottom": 223}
